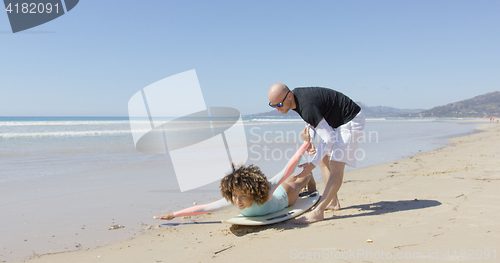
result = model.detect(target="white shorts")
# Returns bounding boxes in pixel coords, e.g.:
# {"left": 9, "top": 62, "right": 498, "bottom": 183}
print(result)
{"left": 329, "top": 110, "right": 365, "bottom": 167}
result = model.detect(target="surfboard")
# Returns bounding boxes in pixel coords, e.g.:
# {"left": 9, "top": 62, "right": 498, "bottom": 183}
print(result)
{"left": 222, "top": 190, "right": 320, "bottom": 225}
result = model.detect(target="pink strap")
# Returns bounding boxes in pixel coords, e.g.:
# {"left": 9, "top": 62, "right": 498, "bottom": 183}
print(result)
{"left": 275, "top": 141, "right": 310, "bottom": 187}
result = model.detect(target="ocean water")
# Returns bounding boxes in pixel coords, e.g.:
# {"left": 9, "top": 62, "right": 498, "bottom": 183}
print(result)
{"left": 0, "top": 116, "right": 480, "bottom": 262}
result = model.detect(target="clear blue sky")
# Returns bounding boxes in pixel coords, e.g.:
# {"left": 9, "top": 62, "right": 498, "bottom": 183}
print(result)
{"left": 1, "top": 0, "right": 499, "bottom": 116}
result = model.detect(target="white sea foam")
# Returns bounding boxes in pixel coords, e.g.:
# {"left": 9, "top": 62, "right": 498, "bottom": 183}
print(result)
{"left": 247, "top": 118, "right": 303, "bottom": 122}
{"left": 0, "top": 130, "right": 137, "bottom": 138}
{"left": 365, "top": 118, "right": 387, "bottom": 121}
{"left": 0, "top": 120, "right": 134, "bottom": 127}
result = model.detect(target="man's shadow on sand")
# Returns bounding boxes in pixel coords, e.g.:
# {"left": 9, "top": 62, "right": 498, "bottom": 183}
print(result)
{"left": 229, "top": 199, "right": 441, "bottom": 236}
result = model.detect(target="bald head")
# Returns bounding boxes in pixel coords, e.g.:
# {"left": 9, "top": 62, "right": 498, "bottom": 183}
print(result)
{"left": 268, "top": 83, "right": 295, "bottom": 114}
{"left": 268, "top": 83, "right": 289, "bottom": 102}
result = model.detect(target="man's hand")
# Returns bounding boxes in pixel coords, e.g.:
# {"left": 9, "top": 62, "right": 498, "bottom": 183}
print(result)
{"left": 302, "top": 124, "right": 316, "bottom": 155}
{"left": 294, "top": 162, "right": 315, "bottom": 178}
{"left": 306, "top": 143, "right": 316, "bottom": 155}
{"left": 301, "top": 125, "right": 311, "bottom": 142}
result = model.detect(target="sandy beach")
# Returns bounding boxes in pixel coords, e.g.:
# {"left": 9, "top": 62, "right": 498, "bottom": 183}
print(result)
{"left": 22, "top": 122, "right": 500, "bottom": 263}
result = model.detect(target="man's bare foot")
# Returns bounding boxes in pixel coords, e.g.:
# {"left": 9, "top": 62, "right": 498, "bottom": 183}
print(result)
{"left": 293, "top": 208, "right": 324, "bottom": 224}
{"left": 325, "top": 196, "right": 341, "bottom": 210}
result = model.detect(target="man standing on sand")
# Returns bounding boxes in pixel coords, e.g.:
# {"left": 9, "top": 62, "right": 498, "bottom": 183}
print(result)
{"left": 267, "top": 83, "right": 365, "bottom": 224}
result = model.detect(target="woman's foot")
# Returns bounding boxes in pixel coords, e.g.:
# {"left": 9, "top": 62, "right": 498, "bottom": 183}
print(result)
{"left": 306, "top": 172, "right": 317, "bottom": 192}
{"left": 299, "top": 172, "right": 317, "bottom": 196}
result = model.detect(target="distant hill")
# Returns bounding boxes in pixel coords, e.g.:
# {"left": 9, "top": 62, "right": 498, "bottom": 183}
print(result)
{"left": 356, "top": 102, "right": 425, "bottom": 118}
{"left": 245, "top": 102, "right": 424, "bottom": 118}
{"left": 246, "top": 91, "right": 500, "bottom": 119}
{"left": 401, "top": 91, "right": 500, "bottom": 118}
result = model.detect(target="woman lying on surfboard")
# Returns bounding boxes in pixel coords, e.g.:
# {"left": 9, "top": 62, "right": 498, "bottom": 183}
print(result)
{"left": 154, "top": 126, "right": 317, "bottom": 220}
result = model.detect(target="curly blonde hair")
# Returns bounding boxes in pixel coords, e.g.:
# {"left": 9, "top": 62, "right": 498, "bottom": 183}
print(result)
{"left": 220, "top": 163, "right": 270, "bottom": 206}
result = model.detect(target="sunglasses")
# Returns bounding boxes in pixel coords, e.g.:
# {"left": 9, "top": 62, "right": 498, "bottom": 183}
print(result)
{"left": 269, "top": 90, "right": 290, "bottom": 108}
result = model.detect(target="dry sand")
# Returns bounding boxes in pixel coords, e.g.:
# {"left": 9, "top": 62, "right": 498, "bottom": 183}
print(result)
{"left": 22, "top": 123, "right": 500, "bottom": 262}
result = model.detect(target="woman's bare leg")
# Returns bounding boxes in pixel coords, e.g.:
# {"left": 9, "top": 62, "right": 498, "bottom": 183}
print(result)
{"left": 280, "top": 172, "right": 316, "bottom": 206}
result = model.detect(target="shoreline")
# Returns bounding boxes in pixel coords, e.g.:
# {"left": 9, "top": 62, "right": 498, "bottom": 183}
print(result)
{"left": 20, "top": 121, "right": 500, "bottom": 262}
